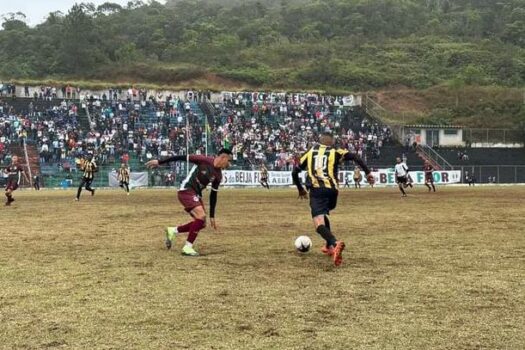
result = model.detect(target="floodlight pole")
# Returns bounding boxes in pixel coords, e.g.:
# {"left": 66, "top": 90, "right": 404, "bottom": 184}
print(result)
{"left": 186, "top": 112, "right": 189, "bottom": 176}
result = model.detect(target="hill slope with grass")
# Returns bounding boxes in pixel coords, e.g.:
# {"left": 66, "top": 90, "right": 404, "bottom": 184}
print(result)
{"left": 1, "top": 0, "right": 524, "bottom": 128}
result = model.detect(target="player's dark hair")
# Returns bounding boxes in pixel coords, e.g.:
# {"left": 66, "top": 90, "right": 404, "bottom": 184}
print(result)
{"left": 319, "top": 132, "right": 335, "bottom": 146}
{"left": 218, "top": 148, "right": 233, "bottom": 156}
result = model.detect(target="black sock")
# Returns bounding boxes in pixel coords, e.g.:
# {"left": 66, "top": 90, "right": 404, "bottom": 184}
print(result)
{"left": 425, "top": 183, "right": 431, "bottom": 191}
{"left": 316, "top": 225, "right": 337, "bottom": 247}
{"left": 324, "top": 216, "right": 331, "bottom": 231}
{"left": 432, "top": 184, "right": 436, "bottom": 192}
{"left": 125, "top": 184, "right": 129, "bottom": 192}
{"left": 76, "top": 186, "right": 82, "bottom": 199}
{"left": 399, "top": 185, "right": 406, "bottom": 195}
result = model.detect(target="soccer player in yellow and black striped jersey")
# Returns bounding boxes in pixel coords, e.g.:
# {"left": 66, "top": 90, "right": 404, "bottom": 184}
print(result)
{"left": 118, "top": 163, "right": 130, "bottom": 195}
{"left": 292, "top": 132, "right": 375, "bottom": 266}
{"left": 259, "top": 164, "right": 270, "bottom": 190}
{"left": 75, "top": 153, "right": 98, "bottom": 201}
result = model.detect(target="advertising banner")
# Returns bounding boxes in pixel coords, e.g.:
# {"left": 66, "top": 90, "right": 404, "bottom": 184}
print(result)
{"left": 108, "top": 172, "right": 149, "bottom": 188}
{"left": 221, "top": 170, "right": 462, "bottom": 187}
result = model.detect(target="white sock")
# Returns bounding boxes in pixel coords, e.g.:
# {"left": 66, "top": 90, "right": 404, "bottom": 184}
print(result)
{"left": 185, "top": 241, "right": 193, "bottom": 248}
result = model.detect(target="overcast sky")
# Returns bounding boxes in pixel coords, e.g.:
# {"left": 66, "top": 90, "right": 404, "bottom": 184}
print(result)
{"left": 0, "top": 0, "right": 166, "bottom": 27}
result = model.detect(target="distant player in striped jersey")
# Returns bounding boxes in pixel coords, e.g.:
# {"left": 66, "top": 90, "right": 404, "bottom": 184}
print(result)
{"left": 75, "top": 153, "right": 97, "bottom": 201}
{"left": 118, "top": 163, "right": 131, "bottom": 195}
{"left": 259, "top": 164, "right": 270, "bottom": 189}
{"left": 145, "top": 149, "right": 233, "bottom": 256}
{"left": 394, "top": 157, "right": 410, "bottom": 197}
{"left": 423, "top": 161, "right": 436, "bottom": 192}
{"left": 4, "top": 156, "right": 29, "bottom": 206}
{"left": 292, "top": 132, "right": 374, "bottom": 266}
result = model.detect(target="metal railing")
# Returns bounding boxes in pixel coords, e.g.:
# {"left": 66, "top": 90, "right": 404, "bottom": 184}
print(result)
{"left": 84, "top": 103, "right": 94, "bottom": 132}
{"left": 463, "top": 129, "right": 524, "bottom": 146}
{"left": 5, "top": 163, "right": 524, "bottom": 189}
{"left": 362, "top": 95, "right": 404, "bottom": 144}
{"left": 452, "top": 165, "right": 525, "bottom": 184}
{"left": 22, "top": 140, "right": 34, "bottom": 187}
{"left": 417, "top": 144, "right": 453, "bottom": 170}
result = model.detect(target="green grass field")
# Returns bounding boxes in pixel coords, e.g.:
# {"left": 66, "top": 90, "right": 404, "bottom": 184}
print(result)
{"left": 1, "top": 187, "right": 524, "bottom": 349}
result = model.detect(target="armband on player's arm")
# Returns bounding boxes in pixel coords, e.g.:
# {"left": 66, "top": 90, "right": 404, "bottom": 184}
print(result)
{"left": 158, "top": 155, "right": 186, "bottom": 165}
{"left": 209, "top": 187, "right": 218, "bottom": 218}
{"left": 291, "top": 166, "right": 304, "bottom": 192}
{"left": 343, "top": 153, "right": 371, "bottom": 175}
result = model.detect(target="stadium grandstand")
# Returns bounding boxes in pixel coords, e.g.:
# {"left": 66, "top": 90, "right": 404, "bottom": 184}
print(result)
{"left": 1, "top": 84, "right": 524, "bottom": 188}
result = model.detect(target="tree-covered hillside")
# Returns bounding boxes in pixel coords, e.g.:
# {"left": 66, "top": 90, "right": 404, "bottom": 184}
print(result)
{"left": 0, "top": 0, "right": 524, "bottom": 127}
{"left": 1, "top": 0, "right": 524, "bottom": 88}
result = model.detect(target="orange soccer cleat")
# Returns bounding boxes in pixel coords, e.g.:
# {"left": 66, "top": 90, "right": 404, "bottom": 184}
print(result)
{"left": 321, "top": 246, "right": 334, "bottom": 256}
{"left": 332, "top": 241, "right": 346, "bottom": 266}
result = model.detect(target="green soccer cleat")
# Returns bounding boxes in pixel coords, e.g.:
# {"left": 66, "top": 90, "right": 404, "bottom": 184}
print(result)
{"left": 164, "top": 227, "right": 176, "bottom": 250}
{"left": 181, "top": 245, "right": 199, "bottom": 256}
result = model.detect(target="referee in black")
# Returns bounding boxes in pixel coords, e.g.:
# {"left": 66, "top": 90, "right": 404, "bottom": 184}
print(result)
{"left": 292, "top": 132, "right": 374, "bottom": 266}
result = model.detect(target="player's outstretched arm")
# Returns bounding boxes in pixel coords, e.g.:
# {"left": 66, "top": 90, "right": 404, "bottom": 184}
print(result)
{"left": 209, "top": 187, "right": 218, "bottom": 230}
{"left": 291, "top": 167, "right": 308, "bottom": 199}
{"left": 343, "top": 153, "right": 375, "bottom": 185}
{"left": 146, "top": 155, "right": 187, "bottom": 169}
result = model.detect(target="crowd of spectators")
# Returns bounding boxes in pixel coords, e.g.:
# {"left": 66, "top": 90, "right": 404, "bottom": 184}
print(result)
{"left": 2, "top": 89, "right": 392, "bottom": 181}
{"left": 1, "top": 100, "right": 26, "bottom": 164}
{"left": 210, "top": 92, "right": 392, "bottom": 170}
{"left": 86, "top": 95, "right": 205, "bottom": 161}
{"left": 0, "top": 98, "right": 84, "bottom": 170}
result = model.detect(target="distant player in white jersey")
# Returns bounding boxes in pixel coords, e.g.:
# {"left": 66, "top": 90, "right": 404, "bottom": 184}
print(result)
{"left": 394, "top": 157, "right": 410, "bottom": 197}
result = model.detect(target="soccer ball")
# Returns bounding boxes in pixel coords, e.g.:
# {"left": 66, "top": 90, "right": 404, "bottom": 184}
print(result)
{"left": 294, "top": 235, "right": 312, "bottom": 253}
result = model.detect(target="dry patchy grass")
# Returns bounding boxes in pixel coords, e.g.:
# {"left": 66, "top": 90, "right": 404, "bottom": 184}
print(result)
{"left": 0, "top": 187, "right": 524, "bottom": 349}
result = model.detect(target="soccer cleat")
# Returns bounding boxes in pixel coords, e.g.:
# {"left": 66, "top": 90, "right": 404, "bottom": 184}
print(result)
{"left": 75, "top": 198, "right": 79, "bottom": 201}
{"left": 164, "top": 227, "right": 177, "bottom": 250}
{"left": 333, "top": 241, "right": 345, "bottom": 266}
{"left": 321, "top": 246, "right": 334, "bottom": 256}
{"left": 181, "top": 245, "right": 199, "bottom": 256}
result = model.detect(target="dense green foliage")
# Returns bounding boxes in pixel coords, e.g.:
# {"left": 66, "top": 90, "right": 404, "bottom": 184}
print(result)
{"left": 0, "top": 0, "right": 524, "bottom": 90}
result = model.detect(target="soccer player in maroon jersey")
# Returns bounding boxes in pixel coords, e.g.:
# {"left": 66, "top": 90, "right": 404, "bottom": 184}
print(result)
{"left": 3, "top": 156, "right": 30, "bottom": 206}
{"left": 145, "top": 149, "right": 233, "bottom": 256}
{"left": 423, "top": 161, "right": 436, "bottom": 192}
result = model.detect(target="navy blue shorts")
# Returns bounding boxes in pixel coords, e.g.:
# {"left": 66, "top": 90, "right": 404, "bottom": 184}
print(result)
{"left": 309, "top": 188, "right": 338, "bottom": 217}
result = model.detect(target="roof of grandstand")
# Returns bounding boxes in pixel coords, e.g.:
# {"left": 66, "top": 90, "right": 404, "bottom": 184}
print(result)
{"left": 405, "top": 125, "right": 464, "bottom": 129}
